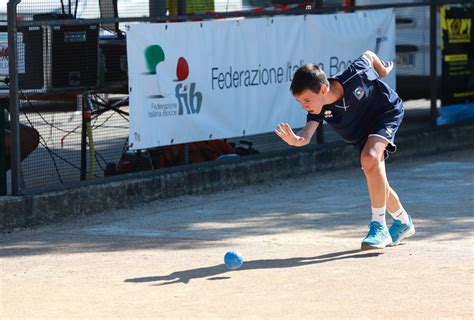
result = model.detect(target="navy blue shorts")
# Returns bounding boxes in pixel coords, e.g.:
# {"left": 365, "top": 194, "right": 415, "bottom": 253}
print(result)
{"left": 353, "top": 106, "right": 405, "bottom": 158}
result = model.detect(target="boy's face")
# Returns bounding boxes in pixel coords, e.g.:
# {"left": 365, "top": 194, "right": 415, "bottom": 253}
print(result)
{"left": 293, "top": 87, "right": 327, "bottom": 115}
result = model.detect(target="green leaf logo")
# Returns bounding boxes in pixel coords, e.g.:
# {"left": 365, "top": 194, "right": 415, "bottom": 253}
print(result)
{"left": 144, "top": 45, "right": 165, "bottom": 74}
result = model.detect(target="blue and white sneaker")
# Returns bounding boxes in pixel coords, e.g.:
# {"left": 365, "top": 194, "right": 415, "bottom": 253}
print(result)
{"left": 389, "top": 215, "right": 415, "bottom": 246}
{"left": 361, "top": 221, "right": 393, "bottom": 250}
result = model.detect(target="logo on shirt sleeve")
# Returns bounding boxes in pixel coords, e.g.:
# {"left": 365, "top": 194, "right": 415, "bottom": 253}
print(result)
{"left": 324, "top": 110, "right": 333, "bottom": 119}
{"left": 353, "top": 86, "right": 365, "bottom": 100}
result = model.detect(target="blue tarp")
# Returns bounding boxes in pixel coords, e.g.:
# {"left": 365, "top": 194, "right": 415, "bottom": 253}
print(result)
{"left": 437, "top": 103, "right": 474, "bottom": 126}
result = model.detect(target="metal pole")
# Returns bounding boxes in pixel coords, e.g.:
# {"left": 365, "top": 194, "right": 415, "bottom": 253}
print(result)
{"left": 80, "top": 94, "right": 87, "bottom": 181}
{"left": 430, "top": 0, "right": 438, "bottom": 125}
{"left": 183, "top": 143, "right": 190, "bottom": 164}
{"left": 149, "top": 0, "right": 167, "bottom": 19}
{"left": 0, "top": 102, "right": 6, "bottom": 195}
{"left": 178, "top": 0, "right": 185, "bottom": 16}
{"left": 313, "top": 0, "right": 324, "bottom": 143}
{"left": 7, "top": 0, "right": 22, "bottom": 196}
{"left": 313, "top": 0, "right": 323, "bottom": 10}
{"left": 316, "top": 124, "right": 325, "bottom": 144}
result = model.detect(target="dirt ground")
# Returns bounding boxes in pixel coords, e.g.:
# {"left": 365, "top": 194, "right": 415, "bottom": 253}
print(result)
{"left": 1, "top": 149, "right": 473, "bottom": 319}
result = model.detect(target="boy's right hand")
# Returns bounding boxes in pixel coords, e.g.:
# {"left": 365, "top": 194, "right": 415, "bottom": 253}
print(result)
{"left": 275, "top": 123, "right": 303, "bottom": 146}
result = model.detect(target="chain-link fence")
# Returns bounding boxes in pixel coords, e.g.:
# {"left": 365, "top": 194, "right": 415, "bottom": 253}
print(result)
{"left": 2, "top": 0, "right": 471, "bottom": 195}
{"left": 16, "top": 94, "right": 129, "bottom": 193}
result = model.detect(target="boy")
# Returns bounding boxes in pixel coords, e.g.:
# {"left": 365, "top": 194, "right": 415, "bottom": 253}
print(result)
{"left": 275, "top": 51, "right": 415, "bottom": 250}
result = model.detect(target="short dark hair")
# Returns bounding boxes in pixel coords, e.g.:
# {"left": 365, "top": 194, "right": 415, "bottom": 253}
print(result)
{"left": 290, "top": 64, "right": 329, "bottom": 95}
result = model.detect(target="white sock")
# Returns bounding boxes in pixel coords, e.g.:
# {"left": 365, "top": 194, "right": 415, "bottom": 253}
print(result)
{"left": 371, "top": 207, "right": 387, "bottom": 227}
{"left": 389, "top": 206, "right": 410, "bottom": 224}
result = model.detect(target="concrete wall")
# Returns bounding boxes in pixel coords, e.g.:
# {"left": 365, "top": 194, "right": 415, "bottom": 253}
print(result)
{"left": 1, "top": 122, "right": 473, "bottom": 231}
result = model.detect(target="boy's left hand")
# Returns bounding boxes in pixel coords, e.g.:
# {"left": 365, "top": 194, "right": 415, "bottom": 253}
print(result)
{"left": 383, "top": 60, "right": 394, "bottom": 75}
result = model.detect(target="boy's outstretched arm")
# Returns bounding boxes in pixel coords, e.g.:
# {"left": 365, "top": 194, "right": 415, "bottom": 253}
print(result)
{"left": 364, "top": 50, "right": 394, "bottom": 78}
{"left": 275, "top": 120, "right": 319, "bottom": 147}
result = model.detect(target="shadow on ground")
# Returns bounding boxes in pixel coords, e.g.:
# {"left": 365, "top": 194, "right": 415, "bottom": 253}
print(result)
{"left": 124, "top": 249, "right": 382, "bottom": 286}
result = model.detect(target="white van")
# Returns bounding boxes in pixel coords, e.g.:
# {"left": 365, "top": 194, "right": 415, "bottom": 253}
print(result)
{"left": 355, "top": 0, "right": 442, "bottom": 99}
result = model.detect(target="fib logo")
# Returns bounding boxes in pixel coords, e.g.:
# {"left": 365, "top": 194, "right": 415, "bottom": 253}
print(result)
{"left": 144, "top": 45, "right": 203, "bottom": 115}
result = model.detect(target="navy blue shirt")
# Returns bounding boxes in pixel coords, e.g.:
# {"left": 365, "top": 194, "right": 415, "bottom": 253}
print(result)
{"left": 307, "top": 53, "right": 403, "bottom": 145}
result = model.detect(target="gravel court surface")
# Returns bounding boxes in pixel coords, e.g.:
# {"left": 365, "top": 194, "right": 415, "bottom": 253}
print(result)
{"left": 1, "top": 149, "right": 473, "bottom": 319}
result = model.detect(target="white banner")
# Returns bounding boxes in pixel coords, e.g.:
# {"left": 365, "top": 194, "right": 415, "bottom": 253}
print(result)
{"left": 127, "top": 9, "right": 395, "bottom": 149}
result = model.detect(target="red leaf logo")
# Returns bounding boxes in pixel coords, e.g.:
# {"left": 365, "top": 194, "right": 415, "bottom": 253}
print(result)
{"left": 176, "top": 57, "right": 189, "bottom": 81}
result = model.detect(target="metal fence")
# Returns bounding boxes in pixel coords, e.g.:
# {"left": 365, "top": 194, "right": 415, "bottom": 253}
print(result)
{"left": 1, "top": 0, "right": 470, "bottom": 195}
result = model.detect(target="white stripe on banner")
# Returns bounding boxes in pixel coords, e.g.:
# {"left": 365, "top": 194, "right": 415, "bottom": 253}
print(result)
{"left": 127, "top": 9, "right": 395, "bottom": 149}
